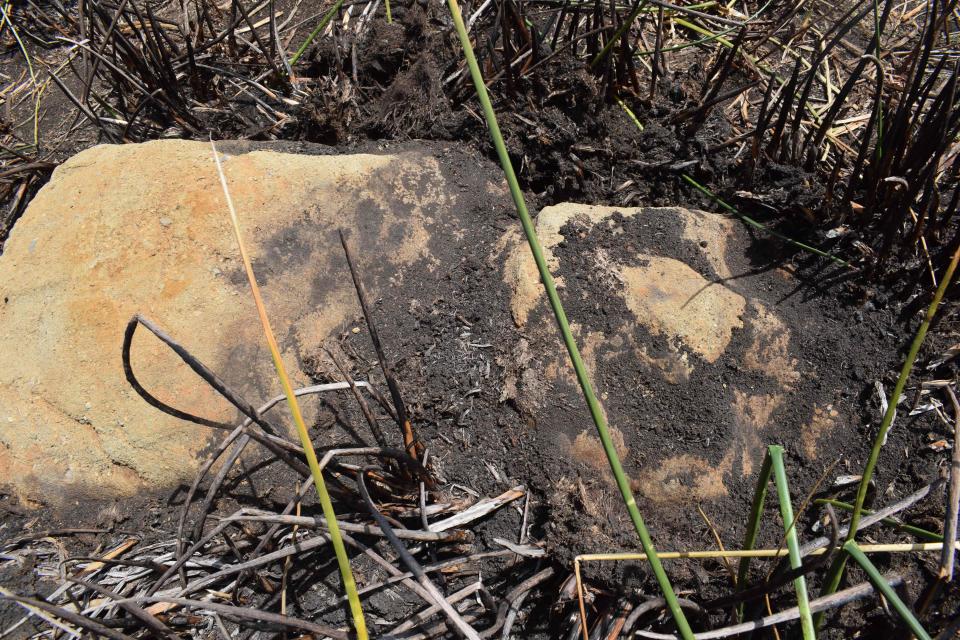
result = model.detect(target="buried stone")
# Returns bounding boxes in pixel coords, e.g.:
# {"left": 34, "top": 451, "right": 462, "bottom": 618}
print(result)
{"left": 499, "top": 202, "right": 894, "bottom": 563}
{"left": 0, "top": 140, "right": 894, "bottom": 567}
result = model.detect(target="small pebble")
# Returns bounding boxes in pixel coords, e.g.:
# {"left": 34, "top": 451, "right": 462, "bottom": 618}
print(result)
{"left": 159, "top": 217, "right": 173, "bottom": 226}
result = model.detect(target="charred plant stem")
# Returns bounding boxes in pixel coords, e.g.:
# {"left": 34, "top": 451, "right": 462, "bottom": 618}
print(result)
{"left": 339, "top": 229, "right": 419, "bottom": 461}
{"left": 356, "top": 469, "right": 481, "bottom": 639}
{"left": 941, "top": 386, "right": 960, "bottom": 580}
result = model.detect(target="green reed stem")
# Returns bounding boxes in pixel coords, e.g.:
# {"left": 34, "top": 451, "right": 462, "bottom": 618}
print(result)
{"left": 290, "top": 0, "right": 343, "bottom": 65}
{"left": 769, "top": 446, "right": 816, "bottom": 639}
{"left": 844, "top": 540, "right": 932, "bottom": 640}
{"left": 445, "top": 1, "right": 693, "bottom": 637}
{"left": 736, "top": 450, "right": 773, "bottom": 620}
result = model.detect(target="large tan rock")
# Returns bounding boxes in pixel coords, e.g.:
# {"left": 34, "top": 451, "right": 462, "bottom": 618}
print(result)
{"left": 0, "top": 139, "right": 490, "bottom": 503}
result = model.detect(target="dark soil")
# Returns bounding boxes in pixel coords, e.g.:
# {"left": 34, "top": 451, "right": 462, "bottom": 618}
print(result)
{"left": 3, "top": 0, "right": 960, "bottom": 637}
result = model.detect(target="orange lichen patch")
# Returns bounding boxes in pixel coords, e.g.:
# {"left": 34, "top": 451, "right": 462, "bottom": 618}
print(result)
{"left": 568, "top": 427, "right": 629, "bottom": 476}
{"left": 633, "top": 451, "right": 734, "bottom": 504}
{"left": 803, "top": 404, "right": 840, "bottom": 459}
{"left": 744, "top": 301, "right": 800, "bottom": 389}
{"left": 621, "top": 256, "right": 745, "bottom": 363}
{"left": 732, "top": 390, "right": 783, "bottom": 476}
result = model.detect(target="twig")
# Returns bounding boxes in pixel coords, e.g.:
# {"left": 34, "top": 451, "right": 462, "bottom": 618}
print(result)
{"left": 942, "top": 385, "right": 960, "bottom": 580}
{"left": 226, "top": 511, "right": 469, "bottom": 542}
{"left": 357, "top": 469, "right": 482, "bottom": 639}
{"left": 125, "top": 596, "right": 348, "bottom": 638}
{"left": 480, "top": 566, "right": 555, "bottom": 638}
{"left": 429, "top": 486, "right": 524, "bottom": 532}
{"left": 327, "top": 347, "right": 388, "bottom": 447}
{"left": 630, "top": 575, "right": 905, "bottom": 639}
{"left": 388, "top": 583, "right": 483, "bottom": 635}
{"left": 704, "top": 506, "right": 839, "bottom": 611}
{"left": 800, "top": 480, "right": 945, "bottom": 556}
{"left": 0, "top": 588, "right": 136, "bottom": 640}
{"left": 65, "top": 577, "right": 176, "bottom": 640}
{"left": 339, "top": 229, "right": 420, "bottom": 462}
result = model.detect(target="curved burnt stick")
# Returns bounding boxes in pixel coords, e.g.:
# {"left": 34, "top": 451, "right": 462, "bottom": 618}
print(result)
{"left": 620, "top": 597, "right": 709, "bottom": 638}
{"left": 338, "top": 231, "right": 421, "bottom": 462}
{"left": 356, "top": 468, "right": 482, "bottom": 640}
{"left": 123, "top": 314, "right": 319, "bottom": 580}
{"left": 122, "top": 314, "right": 277, "bottom": 435}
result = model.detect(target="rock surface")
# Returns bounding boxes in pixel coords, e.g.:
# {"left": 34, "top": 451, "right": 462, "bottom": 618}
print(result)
{"left": 0, "top": 139, "right": 887, "bottom": 535}
{"left": 501, "top": 202, "right": 857, "bottom": 524}
{"left": 0, "top": 139, "right": 503, "bottom": 503}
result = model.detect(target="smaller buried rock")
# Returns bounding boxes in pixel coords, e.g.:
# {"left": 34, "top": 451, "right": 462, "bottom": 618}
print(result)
{"left": 499, "top": 202, "right": 886, "bottom": 554}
